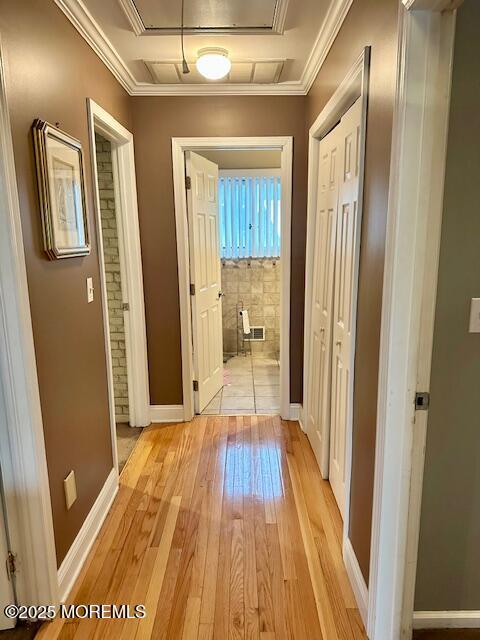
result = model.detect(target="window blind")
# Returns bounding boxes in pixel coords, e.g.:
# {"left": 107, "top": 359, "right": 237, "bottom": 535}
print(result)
{"left": 218, "top": 175, "right": 281, "bottom": 259}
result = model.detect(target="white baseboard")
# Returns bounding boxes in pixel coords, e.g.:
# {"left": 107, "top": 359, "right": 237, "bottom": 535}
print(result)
{"left": 57, "top": 467, "right": 118, "bottom": 602}
{"left": 150, "top": 405, "right": 184, "bottom": 423}
{"left": 413, "top": 611, "right": 480, "bottom": 629}
{"left": 289, "top": 403, "right": 302, "bottom": 422}
{"left": 343, "top": 537, "right": 368, "bottom": 627}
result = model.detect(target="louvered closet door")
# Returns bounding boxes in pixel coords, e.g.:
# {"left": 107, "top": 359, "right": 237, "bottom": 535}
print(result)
{"left": 305, "top": 123, "right": 341, "bottom": 476}
{"left": 329, "top": 98, "right": 362, "bottom": 517}
{"left": 185, "top": 152, "right": 223, "bottom": 413}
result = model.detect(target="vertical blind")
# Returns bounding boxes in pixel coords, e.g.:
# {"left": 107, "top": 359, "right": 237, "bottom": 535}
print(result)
{"left": 218, "top": 175, "right": 281, "bottom": 259}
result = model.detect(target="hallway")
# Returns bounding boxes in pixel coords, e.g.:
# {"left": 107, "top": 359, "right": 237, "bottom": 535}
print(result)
{"left": 38, "top": 416, "right": 366, "bottom": 640}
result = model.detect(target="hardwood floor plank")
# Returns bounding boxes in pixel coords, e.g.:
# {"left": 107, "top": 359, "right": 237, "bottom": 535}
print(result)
{"left": 37, "top": 417, "right": 367, "bottom": 640}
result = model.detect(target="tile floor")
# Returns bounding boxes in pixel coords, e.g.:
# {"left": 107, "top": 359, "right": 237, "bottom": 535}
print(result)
{"left": 201, "top": 355, "right": 280, "bottom": 415}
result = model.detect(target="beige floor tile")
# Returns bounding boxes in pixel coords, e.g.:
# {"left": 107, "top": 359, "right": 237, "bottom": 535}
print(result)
{"left": 202, "top": 394, "right": 221, "bottom": 415}
{"left": 221, "top": 396, "right": 255, "bottom": 411}
{"left": 253, "top": 374, "right": 280, "bottom": 385}
{"left": 254, "top": 384, "right": 280, "bottom": 397}
{"left": 255, "top": 396, "right": 280, "bottom": 412}
{"left": 222, "top": 382, "right": 254, "bottom": 397}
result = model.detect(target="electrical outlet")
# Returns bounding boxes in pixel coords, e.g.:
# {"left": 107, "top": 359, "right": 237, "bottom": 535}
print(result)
{"left": 64, "top": 470, "right": 77, "bottom": 510}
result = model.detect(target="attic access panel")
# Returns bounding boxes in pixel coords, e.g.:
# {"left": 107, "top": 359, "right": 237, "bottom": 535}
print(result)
{"left": 120, "top": 0, "right": 289, "bottom": 35}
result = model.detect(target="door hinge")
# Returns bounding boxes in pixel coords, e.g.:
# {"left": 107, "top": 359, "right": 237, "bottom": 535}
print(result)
{"left": 185, "top": 176, "right": 192, "bottom": 190}
{"left": 121, "top": 302, "right": 130, "bottom": 311}
{"left": 415, "top": 392, "right": 430, "bottom": 411}
{"left": 190, "top": 283, "right": 195, "bottom": 296}
{"left": 6, "top": 551, "right": 17, "bottom": 581}
{"left": 193, "top": 380, "right": 199, "bottom": 392}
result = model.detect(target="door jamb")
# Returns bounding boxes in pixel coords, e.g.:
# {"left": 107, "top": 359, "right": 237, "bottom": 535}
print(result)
{"left": 0, "top": 38, "right": 58, "bottom": 607}
{"left": 172, "top": 136, "right": 293, "bottom": 421}
{"left": 87, "top": 99, "right": 150, "bottom": 444}
{"left": 368, "top": 3, "right": 459, "bottom": 639}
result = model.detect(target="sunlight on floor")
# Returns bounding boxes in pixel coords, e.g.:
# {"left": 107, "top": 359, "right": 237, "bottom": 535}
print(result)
{"left": 201, "top": 355, "right": 280, "bottom": 415}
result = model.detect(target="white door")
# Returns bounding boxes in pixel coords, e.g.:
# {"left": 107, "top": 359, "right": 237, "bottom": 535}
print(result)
{"left": 185, "top": 151, "right": 223, "bottom": 413}
{"left": 305, "top": 125, "right": 341, "bottom": 476}
{"left": 329, "top": 98, "right": 362, "bottom": 516}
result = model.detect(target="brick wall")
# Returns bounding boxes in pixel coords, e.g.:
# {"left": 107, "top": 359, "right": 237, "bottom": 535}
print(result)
{"left": 95, "top": 134, "right": 129, "bottom": 421}
{"left": 221, "top": 259, "right": 280, "bottom": 359}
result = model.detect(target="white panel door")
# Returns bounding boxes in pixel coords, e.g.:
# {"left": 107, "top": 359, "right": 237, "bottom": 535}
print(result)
{"left": 329, "top": 98, "right": 362, "bottom": 516}
{"left": 305, "top": 124, "right": 341, "bottom": 476}
{"left": 186, "top": 151, "right": 223, "bottom": 413}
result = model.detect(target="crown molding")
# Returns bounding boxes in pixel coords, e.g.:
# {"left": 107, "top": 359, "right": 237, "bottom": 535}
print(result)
{"left": 54, "top": 0, "right": 353, "bottom": 96}
{"left": 301, "top": 0, "right": 354, "bottom": 94}
{"left": 403, "top": 0, "right": 463, "bottom": 9}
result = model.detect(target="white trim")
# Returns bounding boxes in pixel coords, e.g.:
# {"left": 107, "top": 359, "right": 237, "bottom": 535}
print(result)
{"left": 344, "top": 538, "right": 369, "bottom": 627}
{"left": 172, "top": 137, "right": 292, "bottom": 422}
{"left": 150, "top": 405, "right": 185, "bottom": 424}
{"left": 53, "top": 0, "right": 353, "bottom": 96}
{"left": 87, "top": 99, "right": 150, "bottom": 440}
{"left": 0, "top": 39, "right": 59, "bottom": 607}
{"left": 302, "top": 48, "right": 369, "bottom": 555}
{"left": 119, "top": 0, "right": 290, "bottom": 36}
{"left": 289, "top": 403, "right": 302, "bottom": 421}
{"left": 219, "top": 169, "right": 281, "bottom": 178}
{"left": 403, "top": 0, "right": 463, "bottom": 10}
{"left": 413, "top": 611, "right": 480, "bottom": 629}
{"left": 367, "top": 5, "right": 457, "bottom": 640}
{"left": 57, "top": 468, "right": 117, "bottom": 602}
{"left": 301, "top": 0, "right": 354, "bottom": 94}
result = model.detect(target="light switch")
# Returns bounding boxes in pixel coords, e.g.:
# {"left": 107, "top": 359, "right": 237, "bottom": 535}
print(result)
{"left": 86, "top": 277, "right": 94, "bottom": 303}
{"left": 469, "top": 298, "right": 480, "bottom": 333}
{"left": 64, "top": 470, "right": 77, "bottom": 510}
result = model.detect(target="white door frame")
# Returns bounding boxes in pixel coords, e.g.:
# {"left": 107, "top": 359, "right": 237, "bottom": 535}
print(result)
{"left": 172, "top": 136, "right": 293, "bottom": 421}
{"left": 368, "top": 2, "right": 460, "bottom": 639}
{"left": 302, "top": 49, "right": 370, "bottom": 616}
{"left": 87, "top": 100, "right": 150, "bottom": 450}
{"left": 0, "top": 39, "right": 59, "bottom": 608}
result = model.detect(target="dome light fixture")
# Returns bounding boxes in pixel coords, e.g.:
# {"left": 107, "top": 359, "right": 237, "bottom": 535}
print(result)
{"left": 196, "top": 48, "right": 231, "bottom": 81}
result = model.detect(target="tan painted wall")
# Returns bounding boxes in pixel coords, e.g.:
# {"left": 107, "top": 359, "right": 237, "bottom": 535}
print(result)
{"left": 415, "top": 0, "right": 480, "bottom": 611}
{"left": 306, "top": 0, "right": 399, "bottom": 582}
{"left": 199, "top": 149, "right": 282, "bottom": 169}
{"left": 131, "top": 95, "right": 308, "bottom": 406}
{"left": 0, "top": 0, "right": 132, "bottom": 564}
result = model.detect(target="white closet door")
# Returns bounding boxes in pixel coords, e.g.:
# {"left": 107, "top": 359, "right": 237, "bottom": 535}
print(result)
{"left": 329, "top": 98, "right": 362, "bottom": 516}
{"left": 305, "top": 123, "right": 341, "bottom": 476}
{"left": 186, "top": 151, "right": 223, "bottom": 413}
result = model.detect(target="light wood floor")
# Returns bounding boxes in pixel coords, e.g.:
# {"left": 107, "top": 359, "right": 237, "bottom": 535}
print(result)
{"left": 37, "top": 416, "right": 367, "bottom": 640}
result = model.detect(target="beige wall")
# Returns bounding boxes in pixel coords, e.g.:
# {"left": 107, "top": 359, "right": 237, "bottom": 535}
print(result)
{"left": 0, "top": 0, "right": 132, "bottom": 564}
{"left": 95, "top": 134, "right": 129, "bottom": 422}
{"left": 415, "top": 0, "right": 480, "bottom": 611}
{"left": 199, "top": 149, "right": 282, "bottom": 169}
{"left": 131, "top": 95, "right": 308, "bottom": 406}
{"left": 222, "top": 259, "right": 281, "bottom": 358}
{"left": 306, "top": 0, "right": 399, "bottom": 582}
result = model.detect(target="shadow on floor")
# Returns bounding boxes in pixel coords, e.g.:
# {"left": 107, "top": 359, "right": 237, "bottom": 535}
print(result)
{"left": 116, "top": 422, "right": 143, "bottom": 473}
{"left": 413, "top": 632, "right": 480, "bottom": 640}
{"left": 0, "top": 622, "right": 40, "bottom": 640}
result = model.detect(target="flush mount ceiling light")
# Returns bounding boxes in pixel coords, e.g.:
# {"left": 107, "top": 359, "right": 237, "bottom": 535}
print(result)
{"left": 196, "top": 48, "right": 231, "bottom": 81}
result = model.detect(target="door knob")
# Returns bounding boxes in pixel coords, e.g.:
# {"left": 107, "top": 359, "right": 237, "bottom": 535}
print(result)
{"left": 217, "top": 291, "right": 225, "bottom": 299}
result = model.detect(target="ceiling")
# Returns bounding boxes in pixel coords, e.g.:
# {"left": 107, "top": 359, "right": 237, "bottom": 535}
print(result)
{"left": 54, "top": 0, "right": 353, "bottom": 95}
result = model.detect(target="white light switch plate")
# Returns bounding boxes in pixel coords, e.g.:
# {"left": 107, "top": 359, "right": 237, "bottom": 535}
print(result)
{"left": 86, "top": 277, "right": 94, "bottom": 303}
{"left": 64, "top": 470, "right": 77, "bottom": 510}
{"left": 469, "top": 298, "right": 480, "bottom": 333}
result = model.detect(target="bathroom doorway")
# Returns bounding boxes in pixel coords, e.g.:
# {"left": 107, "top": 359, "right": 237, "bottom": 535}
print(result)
{"left": 172, "top": 137, "right": 293, "bottom": 420}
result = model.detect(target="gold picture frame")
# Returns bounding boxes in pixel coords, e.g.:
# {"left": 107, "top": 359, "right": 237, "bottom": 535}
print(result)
{"left": 32, "top": 119, "right": 90, "bottom": 259}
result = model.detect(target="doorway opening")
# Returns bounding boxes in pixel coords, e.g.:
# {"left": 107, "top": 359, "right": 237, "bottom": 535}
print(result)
{"left": 172, "top": 137, "right": 293, "bottom": 421}
{"left": 88, "top": 100, "right": 150, "bottom": 474}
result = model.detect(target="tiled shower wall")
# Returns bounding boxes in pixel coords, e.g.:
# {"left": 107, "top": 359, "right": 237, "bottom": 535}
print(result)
{"left": 95, "top": 133, "right": 129, "bottom": 422}
{"left": 221, "top": 259, "right": 280, "bottom": 359}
